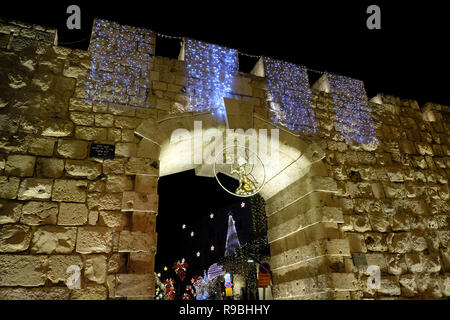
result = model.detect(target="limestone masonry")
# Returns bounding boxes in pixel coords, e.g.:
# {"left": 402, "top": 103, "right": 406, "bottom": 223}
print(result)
{"left": 0, "top": 17, "right": 449, "bottom": 300}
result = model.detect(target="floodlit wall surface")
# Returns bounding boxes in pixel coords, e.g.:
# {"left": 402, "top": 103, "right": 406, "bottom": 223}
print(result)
{"left": 0, "top": 17, "right": 449, "bottom": 300}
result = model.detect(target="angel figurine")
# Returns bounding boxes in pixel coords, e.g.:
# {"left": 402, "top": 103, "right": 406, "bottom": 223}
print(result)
{"left": 230, "top": 157, "right": 256, "bottom": 196}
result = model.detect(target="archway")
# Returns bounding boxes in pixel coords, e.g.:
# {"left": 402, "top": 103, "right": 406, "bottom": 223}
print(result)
{"left": 133, "top": 97, "right": 347, "bottom": 299}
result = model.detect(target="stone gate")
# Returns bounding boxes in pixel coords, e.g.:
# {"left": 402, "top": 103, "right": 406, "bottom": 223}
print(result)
{"left": 0, "top": 17, "right": 449, "bottom": 300}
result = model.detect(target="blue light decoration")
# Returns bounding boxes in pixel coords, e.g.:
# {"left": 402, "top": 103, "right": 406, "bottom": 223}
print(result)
{"left": 184, "top": 39, "right": 238, "bottom": 116}
{"left": 264, "top": 57, "right": 317, "bottom": 134}
{"left": 86, "top": 19, "right": 153, "bottom": 106}
{"left": 327, "top": 74, "right": 378, "bottom": 146}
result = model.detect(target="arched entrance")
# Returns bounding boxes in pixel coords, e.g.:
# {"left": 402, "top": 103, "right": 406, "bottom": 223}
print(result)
{"left": 133, "top": 97, "right": 348, "bottom": 299}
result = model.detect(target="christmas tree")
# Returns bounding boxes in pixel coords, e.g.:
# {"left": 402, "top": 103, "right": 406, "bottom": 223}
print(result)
{"left": 224, "top": 214, "right": 241, "bottom": 256}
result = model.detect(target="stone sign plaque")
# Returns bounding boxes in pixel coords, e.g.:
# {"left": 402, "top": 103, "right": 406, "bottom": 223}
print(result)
{"left": 90, "top": 143, "right": 115, "bottom": 159}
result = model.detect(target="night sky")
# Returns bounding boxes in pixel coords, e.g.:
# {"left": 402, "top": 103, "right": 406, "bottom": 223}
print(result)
{"left": 156, "top": 170, "right": 253, "bottom": 288}
{"left": 1, "top": 1, "right": 449, "bottom": 106}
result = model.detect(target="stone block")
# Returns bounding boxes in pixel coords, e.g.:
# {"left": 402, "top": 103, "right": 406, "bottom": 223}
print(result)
{"left": 87, "top": 193, "right": 122, "bottom": 211}
{"left": 103, "top": 158, "right": 127, "bottom": 175}
{"left": 65, "top": 160, "right": 102, "bottom": 180}
{"left": 69, "top": 98, "right": 92, "bottom": 112}
{"left": 56, "top": 139, "right": 88, "bottom": 159}
{"left": 365, "top": 233, "right": 388, "bottom": 252}
{"left": 121, "top": 129, "right": 139, "bottom": 143}
{"left": 438, "top": 231, "right": 450, "bottom": 248}
{"left": 95, "top": 114, "right": 114, "bottom": 127}
{"left": 115, "top": 274, "right": 155, "bottom": 298}
{"left": 415, "top": 274, "right": 442, "bottom": 298}
{"left": 347, "top": 233, "right": 367, "bottom": 253}
{"left": 128, "top": 252, "right": 155, "bottom": 274}
{"left": 85, "top": 254, "right": 107, "bottom": 284}
{"left": 114, "top": 116, "right": 142, "bottom": 129}
{"left": 75, "top": 126, "right": 108, "bottom": 141}
{"left": 105, "top": 175, "right": 133, "bottom": 193}
{"left": 21, "top": 201, "right": 58, "bottom": 225}
{"left": 18, "top": 178, "right": 53, "bottom": 200}
{"left": 136, "top": 138, "right": 160, "bottom": 159}
{"left": 399, "top": 274, "right": 418, "bottom": 297}
{"left": 383, "top": 183, "right": 406, "bottom": 199}
{"left": 107, "top": 128, "right": 122, "bottom": 142}
{"left": 108, "top": 104, "right": 136, "bottom": 116}
{"left": 0, "top": 176, "right": 20, "bottom": 199}
{"left": 115, "top": 142, "right": 137, "bottom": 158}
{"left": 391, "top": 212, "right": 411, "bottom": 231}
{"left": 122, "top": 191, "right": 158, "bottom": 212}
{"left": 0, "top": 224, "right": 32, "bottom": 252}
{"left": 28, "top": 137, "right": 56, "bottom": 156}
{"left": 365, "top": 253, "right": 388, "bottom": 272}
{"left": 368, "top": 211, "right": 390, "bottom": 232}
{"left": 132, "top": 212, "right": 156, "bottom": 233}
{"left": 58, "top": 202, "right": 88, "bottom": 226}
{"left": 0, "top": 287, "right": 70, "bottom": 300}
{"left": 441, "top": 248, "right": 450, "bottom": 272}
{"left": 76, "top": 226, "right": 113, "bottom": 254}
{"left": 107, "top": 253, "right": 127, "bottom": 274}
{"left": 442, "top": 276, "right": 450, "bottom": 297}
{"left": 410, "top": 231, "right": 428, "bottom": 252}
{"left": 0, "top": 200, "right": 22, "bottom": 224}
{"left": 41, "top": 119, "right": 74, "bottom": 137}
{"left": 118, "top": 231, "right": 157, "bottom": 253}
{"left": 415, "top": 142, "right": 433, "bottom": 156}
{"left": 52, "top": 179, "right": 87, "bottom": 202}
{"left": 106, "top": 275, "right": 116, "bottom": 298}
{"left": 421, "top": 253, "right": 441, "bottom": 273}
{"left": 0, "top": 255, "right": 47, "bottom": 286}
{"left": 386, "top": 254, "right": 408, "bottom": 275}
{"left": 88, "top": 210, "right": 99, "bottom": 226}
{"left": 53, "top": 75, "right": 76, "bottom": 92}
{"left": 70, "top": 112, "right": 94, "bottom": 126}
{"left": 405, "top": 253, "right": 423, "bottom": 273}
{"left": 47, "top": 255, "right": 83, "bottom": 284}
{"left": 351, "top": 215, "right": 371, "bottom": 233}
{"left": 70, "top": 284, "right": 108, "bottom": 300}
{"left": 5, "top": 155, "right": 36, "bottom": 177}
{"left": 99, "top": 211, "right": 128, "bottom": 228}
{"left": 378, "top": 277, "right": 401, "bottom": 296}
{"left": 328, "top": 273, "right": 357, "bottom": 291}
{"left": 134, "top": 175, "right": 158, "bottom": 194}
{"left": 36, "top": 158, "right": 64, "bottom": 178}
{"left": 31, "top": 226, "right": 77, "bottom": 254}
{"left": 387, "top": 232, "right": 411, "bottom": 254}
{"left": 125, "top": 158, "right": 159, "bottom": 175}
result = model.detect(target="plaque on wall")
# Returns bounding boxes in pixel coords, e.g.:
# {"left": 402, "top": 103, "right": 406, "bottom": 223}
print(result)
{"left": 90, "top": 143, "right": 115, "bottom": 159}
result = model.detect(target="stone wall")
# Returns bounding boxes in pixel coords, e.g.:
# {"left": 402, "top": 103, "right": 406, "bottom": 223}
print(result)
{"left": 0, "top": 17, "right": 449, "bottom": 300}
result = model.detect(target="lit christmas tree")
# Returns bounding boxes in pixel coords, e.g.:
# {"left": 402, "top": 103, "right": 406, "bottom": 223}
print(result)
{"left": 224, "top": 214, "right": 241, "bottom": 257}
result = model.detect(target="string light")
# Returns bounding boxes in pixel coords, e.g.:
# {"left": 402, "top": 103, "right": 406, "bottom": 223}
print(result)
{"left": 86, "top": 19, "right": 152, "bottom": 106}
{"left": 184, "top": 38, "right": 238, "bottom": 115}
{"left": 327, "top": 73, "right": 378, "bottom": 146}
{"left": 264, "top": 57, "right": 317, "bottom": 134}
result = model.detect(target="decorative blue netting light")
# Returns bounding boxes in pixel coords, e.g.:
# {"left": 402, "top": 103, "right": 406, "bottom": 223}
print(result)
{"left": 184, "top": 39, "right": 238, "bottom": 116}
{"left": 327, "top": 74, "right": 378, "bottom": 145}
{"left": 86, "top": 19, "right": 153, "bottom": 106}
{"left": 264, "top": 57, "right": 317, "bottom": 134}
